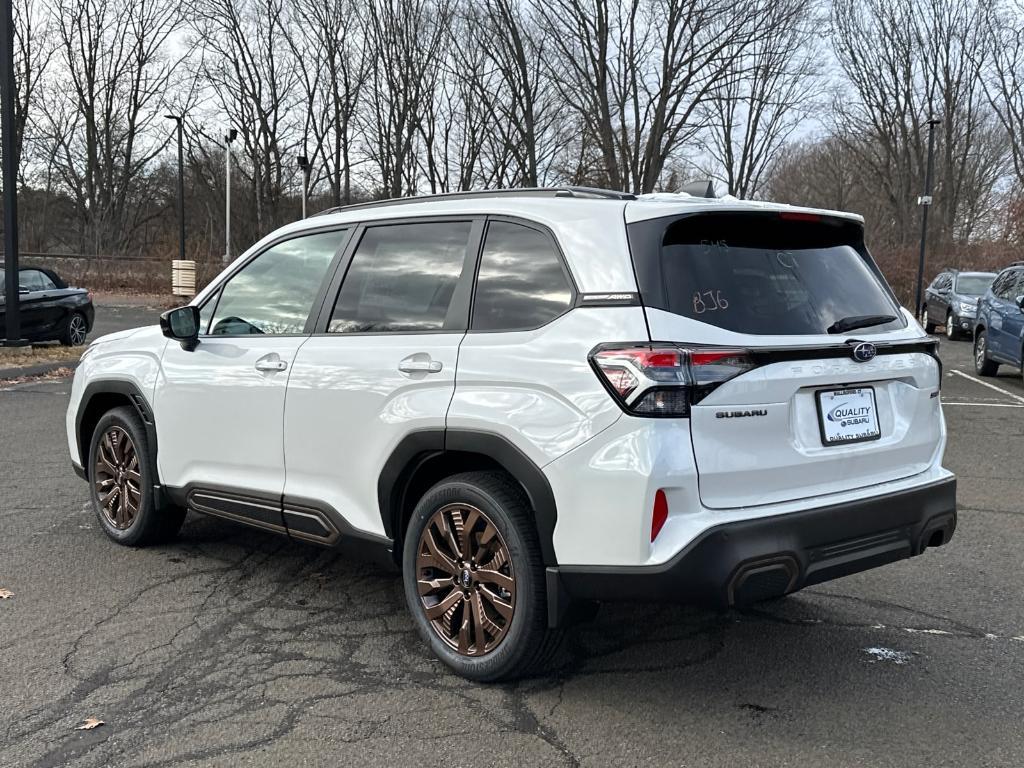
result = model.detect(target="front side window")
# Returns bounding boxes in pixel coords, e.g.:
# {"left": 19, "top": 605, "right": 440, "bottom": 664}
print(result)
{"left": 329, "top": 221, "right": 472, "bottom": 333}
{"left": 209, "top": 230, "right": 345, "bottom": 335}
{"left": 471, "top": 221, "right": 574, "bottom": 332}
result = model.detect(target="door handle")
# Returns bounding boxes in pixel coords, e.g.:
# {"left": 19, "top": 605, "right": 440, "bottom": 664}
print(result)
{"left": 398, "top": 357, "right": 443, "bottom": 374}
{"left": 255, "top": 355, "right": 287, "bottom": 372}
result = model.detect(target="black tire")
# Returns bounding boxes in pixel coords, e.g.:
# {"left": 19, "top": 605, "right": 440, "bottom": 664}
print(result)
{"left": 945, "top": 311, "right": 962, "bottom": 340}
{"left": 87, "top": 406, "right": 186, "bottom": 546}
{"left": 974, "top": 330, "right": 999, "bottom": 377}
{"left": 60, "top": 311, "right": 89, "bottom": 346}
{"left": 402, "top": 471, "right": 561, "bottom": 682}
{"left": 922, "top": 307, "right": 937, "bottom": 334}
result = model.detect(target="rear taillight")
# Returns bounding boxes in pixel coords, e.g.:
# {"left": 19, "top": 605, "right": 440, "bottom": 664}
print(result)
{"left": 590, "top": 344, "right": 756, "bottom": 417}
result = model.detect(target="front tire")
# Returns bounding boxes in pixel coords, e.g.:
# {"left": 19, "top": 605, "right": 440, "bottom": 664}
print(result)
{"left": 60, "top": 312, "right": 88, "bottom": 346}
{"left": 922, "top": 306, "right": 937, "bottom": 334}
{"left": 88, "top": 406, "right": 186, "bottom": 546}
{"left": 974, "top": 331, "right": 999, "bottom": 376}
{"left": 402, "top": 471, "right": 559, "bottom": 682}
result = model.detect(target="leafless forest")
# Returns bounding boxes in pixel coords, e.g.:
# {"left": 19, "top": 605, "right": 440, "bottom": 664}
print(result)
{"left": 7, "top": 0, "right": 1024, "bottom": 298}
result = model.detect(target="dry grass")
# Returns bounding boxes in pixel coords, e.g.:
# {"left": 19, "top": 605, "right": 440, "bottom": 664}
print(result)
{"left": 0, "top": 344, "right": 84, "bottom": 369}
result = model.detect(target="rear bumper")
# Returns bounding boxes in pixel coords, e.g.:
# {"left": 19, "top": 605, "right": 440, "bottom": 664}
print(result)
{"left": 547, "top": 477, "right": 956, "bottom": 625}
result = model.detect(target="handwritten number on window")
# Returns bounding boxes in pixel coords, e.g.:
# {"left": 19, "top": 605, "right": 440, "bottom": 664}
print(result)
{"left": 692, "top": 290, "right": 729, "bottom": 314}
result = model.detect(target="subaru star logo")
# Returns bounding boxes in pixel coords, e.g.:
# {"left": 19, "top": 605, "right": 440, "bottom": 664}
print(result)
{"left": 852, "top": 342, "right": 877, "bottom": 362}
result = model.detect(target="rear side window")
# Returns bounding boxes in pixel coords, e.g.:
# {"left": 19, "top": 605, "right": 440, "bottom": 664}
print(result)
{"left": 628, "top": 213, "right": 905, "bottom": 336}
{"left": 471, "top": 221, "right": 573, "bottom": 331}
{"left": 20, "top": 269, "right": 56, "bottom": 291}
{"left": 329, "top": 221, "right": 472, "bottom": 333}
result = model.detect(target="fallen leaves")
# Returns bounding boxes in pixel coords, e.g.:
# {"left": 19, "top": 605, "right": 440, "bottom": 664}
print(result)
{"left": 75, "top": 717, "right": 105, "bottom": 731}
{"left": 0, "top": 588, "right": 13, "bottom": 599}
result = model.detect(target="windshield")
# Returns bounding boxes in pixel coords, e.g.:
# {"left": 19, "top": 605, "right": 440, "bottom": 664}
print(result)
{"left": 627, "top": 212, "right": 905, "bottom": 336}
{"left": 954, "top": 275, "right": 993, "bottom": 295}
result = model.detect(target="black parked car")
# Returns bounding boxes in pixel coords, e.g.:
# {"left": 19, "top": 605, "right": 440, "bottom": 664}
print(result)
{"left": 922, "top": 269, "right": 996, "bottom": 340}
{"left": 0, "top": 267, "right": 95, "bottom": 345}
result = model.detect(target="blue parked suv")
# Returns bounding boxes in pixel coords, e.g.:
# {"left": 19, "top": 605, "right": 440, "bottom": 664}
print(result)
{"left": 974, "top": 263, "right": 1024, "bottom": 380}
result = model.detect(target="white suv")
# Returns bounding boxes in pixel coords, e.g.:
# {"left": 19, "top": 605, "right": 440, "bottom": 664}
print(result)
{"left": 66, "top": 187, "right": 957, "bottom": 680}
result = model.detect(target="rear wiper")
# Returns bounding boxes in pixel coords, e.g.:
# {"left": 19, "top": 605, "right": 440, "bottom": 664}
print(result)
{"left": 826, "top": 314, "right": 897, "bottom": 334}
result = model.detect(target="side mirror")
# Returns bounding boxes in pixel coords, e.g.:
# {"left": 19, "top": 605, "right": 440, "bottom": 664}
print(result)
{"left": 160, "top": 305, "right": 201, "bottom": 350}
{"left": 1016, "top": 295, "right": 1024, "bottom": 312}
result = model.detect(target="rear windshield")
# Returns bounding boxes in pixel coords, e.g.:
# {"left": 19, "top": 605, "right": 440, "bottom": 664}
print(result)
{"left": 627, "top": 212, "right": 905, "bottom": 336}
{"left": 954, "top": 274, "right": 993, "bottom": 295}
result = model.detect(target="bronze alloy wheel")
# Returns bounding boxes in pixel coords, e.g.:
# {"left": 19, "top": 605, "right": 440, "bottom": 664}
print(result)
{"left": 416, "top": 503, "right": 516, "bottom": 657}
{"left": 93, "top": 427, "right": 142, "bottom": 529}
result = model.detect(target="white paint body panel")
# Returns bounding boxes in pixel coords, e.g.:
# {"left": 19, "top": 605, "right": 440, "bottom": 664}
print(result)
{"left": 66, "top": 326, "right": 167, "bottom": 465}
{"left": 283, "top": 333, "right": 462, "bottom": 537}
{"left": 154, "top": 336, "right": 307, "bottom": 496}
{"left": 446, "top": 308, "right": 646, "bottom": 468}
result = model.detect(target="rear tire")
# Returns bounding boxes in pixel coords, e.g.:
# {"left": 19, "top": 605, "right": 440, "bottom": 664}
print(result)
{"left": 402, "top": 471, "right": 561, "bottom": 682}
{"left": 88, "top": 406, "right": 186, "bottom": 546}
{"left": 60, "top": 312, "right": 88, "bottom": 346}
{"left": 974, "top": 331, "right": 999, "bottom": 377}
{"left": 922, "top": 307, "right": 937, "bottom": 334}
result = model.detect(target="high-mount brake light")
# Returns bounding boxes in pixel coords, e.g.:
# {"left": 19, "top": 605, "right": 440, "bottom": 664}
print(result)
{"left": 590, "top": 344, "right": 756, "bottom": 417}
{"left": 778, "top": 211, "right": 821, "bottom": 222}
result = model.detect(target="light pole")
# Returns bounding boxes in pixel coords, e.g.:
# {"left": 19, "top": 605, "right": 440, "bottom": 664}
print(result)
{"left": 0, "top": 0, "right": 25, "bottom": 345}
{"left": 165, "top": 114, "right": 185, "bottom": 263}
{"left": 914, "top": 117, "right": 941, "bottom": 319}
{"left": 297, "top": 155, "right": 310, "bottom": 219}
{"left": 224, "top": 128, "right": 236, "bottom": 264}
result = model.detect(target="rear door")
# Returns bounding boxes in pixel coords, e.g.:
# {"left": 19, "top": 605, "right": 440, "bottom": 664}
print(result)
{"left": 627, "top": 209, "right": 942, "bottom": 509}
{"left": 987, "top": 270, "right": 1021, "bottom": 360}
{"left": 282, "top": 218, "right": 479, "bottom": 542}
{"left": 995, "top": 270, "right": 1024, "bottom": 363}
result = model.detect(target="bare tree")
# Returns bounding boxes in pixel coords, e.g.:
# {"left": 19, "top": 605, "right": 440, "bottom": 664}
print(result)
{"left": 190, "top": 0, "right": 299, "bottom": 235}
{"left": 283, "top": 0, "right": 368, "bottom": 206}
{"left": 981, "top": 0, "right": 1024, "bottom": 187}
{"left": 831, "top": 0, "right": 1005, "bottom": 247}
{"left": 40, "top": 0, "right": 185, "bottom": 254}
{"left": 700, "top": 0, "right": 820, "bottom": 199}
{"left": 533, "top": 0, "right": 768, "bottom": 194}
{"left": 361, "top": 0, "right": 452, "bottom": 197}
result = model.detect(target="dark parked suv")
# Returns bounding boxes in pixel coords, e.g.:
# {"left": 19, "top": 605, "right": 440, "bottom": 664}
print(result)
{"left": 922, "top": 269, "right": 995, "bottom": 340}
{"left": 974, "top": 264, "right": 1024, "bottom": 380}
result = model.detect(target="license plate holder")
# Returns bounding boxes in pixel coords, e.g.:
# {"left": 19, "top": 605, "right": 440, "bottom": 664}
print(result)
{"left": 815, "top": 387, "right": 881, "bottom": 446}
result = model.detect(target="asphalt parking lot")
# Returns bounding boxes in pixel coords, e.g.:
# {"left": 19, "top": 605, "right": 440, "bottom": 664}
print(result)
{"left": 1, "top": 312, "right": 1022, "bottom": 767}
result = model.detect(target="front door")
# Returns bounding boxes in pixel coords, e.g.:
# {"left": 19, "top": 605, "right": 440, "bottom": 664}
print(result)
{"left": 283, "top": 219, "right": 479, "bottom": 541}
{"left": 154, "top": 229, "right": 349, "bottom": 517}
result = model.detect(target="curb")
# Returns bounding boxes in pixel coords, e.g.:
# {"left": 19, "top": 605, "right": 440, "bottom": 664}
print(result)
{"left": 0, "top": 360, "right": 79, "bottom": 382}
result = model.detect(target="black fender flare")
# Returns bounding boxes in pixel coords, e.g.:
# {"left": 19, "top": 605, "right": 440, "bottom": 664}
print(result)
{"left": 75, "top": 380, "right": 163, "bottom": 503}
{"left": 378, "top": 429, "right": 559, "bottom": 566}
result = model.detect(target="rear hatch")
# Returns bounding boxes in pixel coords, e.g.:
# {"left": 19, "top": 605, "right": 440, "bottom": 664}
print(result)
{"left": 626, "top": 209, "right": 942, "bottom": 509}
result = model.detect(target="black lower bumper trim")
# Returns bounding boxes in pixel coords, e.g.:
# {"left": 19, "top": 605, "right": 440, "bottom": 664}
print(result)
{"left": 551, "top": 477, "right": 956, "bottom": 623}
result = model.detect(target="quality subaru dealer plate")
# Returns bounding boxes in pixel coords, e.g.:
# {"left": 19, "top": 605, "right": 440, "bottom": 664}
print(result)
{"left": 816, "top": 387, "right": 881, "bottom": 446}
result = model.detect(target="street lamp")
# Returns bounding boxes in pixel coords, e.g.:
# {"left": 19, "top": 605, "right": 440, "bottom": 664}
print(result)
{"left": 0, "top": 0, "right": 25, "bottom": 345}
{"left": 914, "top": 117, "right": 941, "bottom": 320}
{"left": 224, "top": 128, "right": 236, "bottom": 264}
{"left": 297, "top": 155, "right": 310, "bottom": 219}
{"left": 165, "top": 114, "right": 185, "bottom": 263}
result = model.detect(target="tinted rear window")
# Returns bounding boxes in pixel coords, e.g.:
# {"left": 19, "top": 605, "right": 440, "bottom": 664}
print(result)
{"left": 954, "top": 274, "right": 993, "bottom": 295}
{"left": 628, "top": 213, "right": 905, "bottom": 335}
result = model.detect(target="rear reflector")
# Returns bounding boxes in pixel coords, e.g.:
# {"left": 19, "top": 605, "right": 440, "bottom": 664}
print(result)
{"left": 651, "top": 489, "right": 668, "bottom": 542}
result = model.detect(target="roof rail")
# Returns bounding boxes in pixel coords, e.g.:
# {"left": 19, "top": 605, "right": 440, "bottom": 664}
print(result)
{"left": 311, "top": 186, "right": 636, "bottom": 217}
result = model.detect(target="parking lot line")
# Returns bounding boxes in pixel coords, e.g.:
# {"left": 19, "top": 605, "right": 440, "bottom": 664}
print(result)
{"left": 942, "top": 401, "right": 1024, "bottom": 408}
{"left": 948, "top": 369, "right": 1024, "bottom": 405}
